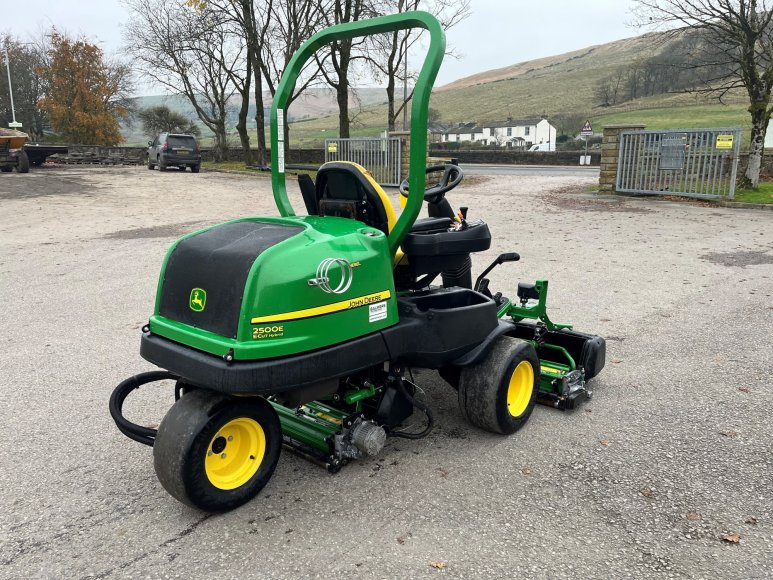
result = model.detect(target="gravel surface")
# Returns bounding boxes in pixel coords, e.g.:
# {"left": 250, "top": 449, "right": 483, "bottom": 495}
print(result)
{"left": 1, "top": 166, "right": 771, "bottom": 579}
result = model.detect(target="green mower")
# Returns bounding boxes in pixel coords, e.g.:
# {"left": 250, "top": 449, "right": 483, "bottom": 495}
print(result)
{"left": 110, "top": 12, "right": 605, "bottom": 512}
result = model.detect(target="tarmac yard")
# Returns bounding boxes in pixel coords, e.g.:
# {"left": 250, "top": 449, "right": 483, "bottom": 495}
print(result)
{"left": 0, "top": 166, "right": 771, "bottom": 578}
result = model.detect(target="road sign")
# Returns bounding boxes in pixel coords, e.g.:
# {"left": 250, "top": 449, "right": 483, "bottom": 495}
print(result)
{"left": 580, "top": 120, "right": 593, "bottom": 136}
{"left": 8, "top": 121, "right": 22, "bottom": 128}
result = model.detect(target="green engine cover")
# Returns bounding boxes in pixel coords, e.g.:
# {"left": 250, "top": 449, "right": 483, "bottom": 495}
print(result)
{"left": 148, "top": 216, "right": 398, "bottom": 360}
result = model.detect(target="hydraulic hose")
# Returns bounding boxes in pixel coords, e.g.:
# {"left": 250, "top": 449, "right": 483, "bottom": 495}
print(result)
{"left": 389, "top": 378, "right": 434, "bottom": 440}
{"left": 109, "top": 371, "right": 178, "bottom": 446}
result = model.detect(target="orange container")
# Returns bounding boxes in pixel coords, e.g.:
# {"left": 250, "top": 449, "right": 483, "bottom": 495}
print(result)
{"left": 0, "top": 129, "right": 28, "bottom": 151}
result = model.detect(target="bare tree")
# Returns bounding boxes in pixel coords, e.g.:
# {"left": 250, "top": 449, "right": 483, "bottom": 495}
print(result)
{"left": 367, "top": 0, "right": 470, "bottom": 132}
{"left": 261, "top": 0, "right": 328, "bottom": 148}
{"left": 137, "top": 105, "right": 201, "bottom": 139}
{"left": 124, "top": 0, "right": 241, "bottom": 161}
{"left": 0, "top": 37, "right": 49, "bottom": 139}
{"left": 315, "top": 0, "right": 375, "bottom": 138}
{"left": 633, "top": 0, "right": 773, "bottom": 188}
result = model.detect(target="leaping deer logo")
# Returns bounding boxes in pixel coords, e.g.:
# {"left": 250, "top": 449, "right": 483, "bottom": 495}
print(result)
{"left": 189, "top": 288, "right": 207, "bottom": 312}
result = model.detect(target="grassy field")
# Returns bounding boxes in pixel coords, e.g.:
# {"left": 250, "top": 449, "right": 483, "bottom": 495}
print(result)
{"left": 735, "top": 182, "right": 773, "bottom": 204}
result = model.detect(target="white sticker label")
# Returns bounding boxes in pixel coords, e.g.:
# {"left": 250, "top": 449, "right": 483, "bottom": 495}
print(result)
{"left": 276, "top": 109, "right": 285, "bottom": 141}
{"left": 278, "top": 146, "right": 285, "bottom": 173}
{"left": 369, "top": 301, "right": 387, "bottom": 323}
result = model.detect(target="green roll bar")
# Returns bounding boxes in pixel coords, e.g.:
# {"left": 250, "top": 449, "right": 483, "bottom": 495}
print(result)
{"left": 270, "top": 11, "right": 446, "bottom": 256}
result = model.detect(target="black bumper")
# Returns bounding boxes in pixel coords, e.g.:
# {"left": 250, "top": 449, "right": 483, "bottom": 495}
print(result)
{"left": 140, "top": 288, "right": 500, "bottom": 395}
{"left": 140, "top": 331, "right": 391, "bottom": 395}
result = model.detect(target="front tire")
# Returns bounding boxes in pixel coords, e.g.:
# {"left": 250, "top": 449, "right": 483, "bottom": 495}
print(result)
{"left": 153, "top": 390, "right": 281, "bottom": 512}
{"left": 16, "top": 150, "right": 30, "bottom": 173}
{"left": 458, "top": 336, "right": 539, "bottom": 434}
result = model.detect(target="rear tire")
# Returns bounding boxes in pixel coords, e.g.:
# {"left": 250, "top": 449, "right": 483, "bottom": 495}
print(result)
{"left": 158, "top": 156, "right": 167, "bottom": 171}
{"left": 458, "top": 336, "right": 539, "bottom": 434}
{"left": 191, "top": 164, "right": 200, "bottom": 173}
{"left": 16, "top": 151, "right": 30, "bottom": 173}
{"left": 147, "top": 157, "right": 155, "bottom": 170}
{"left": 153, "top": 390, "right": 281, "bottom": 512}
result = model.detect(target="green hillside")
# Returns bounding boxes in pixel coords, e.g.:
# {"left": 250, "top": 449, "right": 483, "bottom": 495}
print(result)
{"left": 286, "top": 31, "right": 751, "bottom": 148}
{"left": 125, "top": 31, "right": 754, "bottom": 149}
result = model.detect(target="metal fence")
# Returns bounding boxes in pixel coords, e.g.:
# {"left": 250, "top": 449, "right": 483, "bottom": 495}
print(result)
{"left": 324, "top": 137, "right": 402, "bottom": 186}
{"left": 616, "top": 128, "right": 742, "bottom": 199}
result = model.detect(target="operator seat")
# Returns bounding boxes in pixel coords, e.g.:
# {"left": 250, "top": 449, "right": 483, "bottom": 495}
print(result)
{"left": 297, "top": 162, "right": 491, "bottom": 288}
{"left": 302, "top": 161, "right": 396, "bottom": 234}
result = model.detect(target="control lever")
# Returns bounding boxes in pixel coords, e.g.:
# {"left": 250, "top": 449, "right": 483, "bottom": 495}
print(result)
{"left": 474, "top": 252, "right": 520, "bottom": 294}
{"left": 454, "top": 206, "right": 470, "bottom": 231}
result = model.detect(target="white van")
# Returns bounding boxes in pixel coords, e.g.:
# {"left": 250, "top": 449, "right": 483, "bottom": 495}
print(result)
{"left": 528, "top": 143, "right": 555, "bottom": 152}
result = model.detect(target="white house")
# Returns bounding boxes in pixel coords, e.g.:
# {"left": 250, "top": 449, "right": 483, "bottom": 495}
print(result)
{"left": 433, "top": 122, "right": 483, "bottom": 143}
{"left": 480, "top": 117, "right": 556, "bottom": 149}
{"left": 432, "top": 117, "right": 556, "bottom": 149}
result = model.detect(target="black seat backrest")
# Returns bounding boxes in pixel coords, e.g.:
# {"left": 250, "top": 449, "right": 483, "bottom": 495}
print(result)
{"left": 314, "top": 162, "right": 391, "bottom": 234}
{"left": 298, "top": 174, "right": 318, "bottom": 215}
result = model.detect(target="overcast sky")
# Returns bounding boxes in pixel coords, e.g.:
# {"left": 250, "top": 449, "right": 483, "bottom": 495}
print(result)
{"left": 3, "top": 0, "right": 642, "bottom": 91}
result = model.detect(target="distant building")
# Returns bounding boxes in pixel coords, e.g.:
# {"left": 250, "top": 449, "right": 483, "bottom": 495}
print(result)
{"left": 481, "top": 117, "right": 555, "bottom": 149}
{"left": 431, "top": 121, "right": 483, "bottom": 144}
{"left": 432, "top": 117, "right": 556, "bottom": 149}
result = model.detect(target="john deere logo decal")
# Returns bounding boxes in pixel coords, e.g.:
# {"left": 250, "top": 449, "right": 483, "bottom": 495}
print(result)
{"left": 307, "top": 258, "right": 353, "bottom": 294}
{"left": 189, "top": 288, "right": 207, "bottom": 312}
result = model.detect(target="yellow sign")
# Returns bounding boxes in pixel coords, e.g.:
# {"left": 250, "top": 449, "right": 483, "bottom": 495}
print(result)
{"left": 716, "top": 135, "right": 734, "bottom": 149}
{"left": 327, "top": 143, "right": 338, "bottom": 153}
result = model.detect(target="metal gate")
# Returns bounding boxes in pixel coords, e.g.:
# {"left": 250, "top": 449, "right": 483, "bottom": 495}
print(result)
{"left": 616, "top": 128, "right": 742, "bottom": 199}
{"left": 324, "top": 137, "right": 402, "bottom": 186}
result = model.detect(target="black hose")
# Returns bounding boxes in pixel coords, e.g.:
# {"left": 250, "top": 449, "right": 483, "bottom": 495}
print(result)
{"left": 109, "top": 371, "right": 178, "bottom": 446}
{"left": 388, "top": 378, "right": 434, "bottom": 440}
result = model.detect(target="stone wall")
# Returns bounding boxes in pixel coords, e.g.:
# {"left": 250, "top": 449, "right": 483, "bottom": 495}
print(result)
{"left": 389, "top": 131, "right": 412, "bottom": 182}
{"left": 200, "top": 147, "right": 325, "bottom": 165}
{"left": 428, "top": 149, "right": 601, "bottom": 166}
{"left": 51, "top": 145, "right": 146, "bottom": 165}
{"left": 599, "top": 124, "right": 645, "bottom": 194}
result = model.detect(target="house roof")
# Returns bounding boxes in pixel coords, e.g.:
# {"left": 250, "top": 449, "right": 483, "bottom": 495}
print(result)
{"left": 486, "top": 118, "right": 544, "bottom": 128}
{"left": 440, "top": 122, "right": 483, "bottom": 134}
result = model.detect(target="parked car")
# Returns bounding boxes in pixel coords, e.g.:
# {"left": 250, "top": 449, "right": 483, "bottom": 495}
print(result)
{"left": 528, "top": 143, "right": 555, "bottom": 152}
{"left": 147, "top": 133, "right": 201, "bottom": 172}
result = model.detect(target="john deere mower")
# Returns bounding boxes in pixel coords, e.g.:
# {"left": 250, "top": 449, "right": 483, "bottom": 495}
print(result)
{"left": 110, "top": 12, "right": 605, "bottom": 512}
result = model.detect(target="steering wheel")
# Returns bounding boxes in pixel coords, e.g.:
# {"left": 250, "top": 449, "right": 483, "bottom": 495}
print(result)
{"left": 399, "top": 163, "right": 464, "bottom": 204}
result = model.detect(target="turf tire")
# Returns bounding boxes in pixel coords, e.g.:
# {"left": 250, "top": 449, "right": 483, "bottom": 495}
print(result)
{"left": 458, "top": 336, "right": 539, "bottom": 434}
{"left": 153, "top": 389, "right": 281, "bottom": 512}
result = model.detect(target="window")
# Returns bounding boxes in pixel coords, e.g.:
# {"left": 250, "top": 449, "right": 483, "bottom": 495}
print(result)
{"left": 456, "top": 134, "right": 461, "bottom": 141}
{"left": 525, "top": 126, "right": 530, "bottom": 136}
{"left": 507, "top": 127, "right": 512, "bottom": 137}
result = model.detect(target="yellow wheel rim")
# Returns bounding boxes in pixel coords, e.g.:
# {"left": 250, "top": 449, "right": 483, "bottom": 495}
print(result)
{"left": 507, "top": 360, "right": 534, "bottom": 417}
{"left": 205, "top": 418, "right": 266, "bottom": 490}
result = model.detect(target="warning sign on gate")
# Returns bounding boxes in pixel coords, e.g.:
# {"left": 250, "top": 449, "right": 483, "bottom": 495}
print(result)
{"left": 715, "top": 134, "right": 734, "bottom": 149}
{"left": 327, "top": 142, "right": 338, "bottom": 153}
{"left": 580, "top": 120, "right": 593, "bottom": 136}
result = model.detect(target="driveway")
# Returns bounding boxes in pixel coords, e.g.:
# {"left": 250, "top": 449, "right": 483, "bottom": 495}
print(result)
{"left": 0, "top": 166, "right": 771, "bottom": 579}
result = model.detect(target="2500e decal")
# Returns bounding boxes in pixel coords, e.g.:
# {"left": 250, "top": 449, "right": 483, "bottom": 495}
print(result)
{"left": 253, "top": 325, "right": 284, "bottom": 340}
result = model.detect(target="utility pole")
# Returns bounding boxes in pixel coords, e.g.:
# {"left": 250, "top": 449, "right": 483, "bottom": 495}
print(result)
{"left": 4, "top": 45, "right": 22, "bottom": 129}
